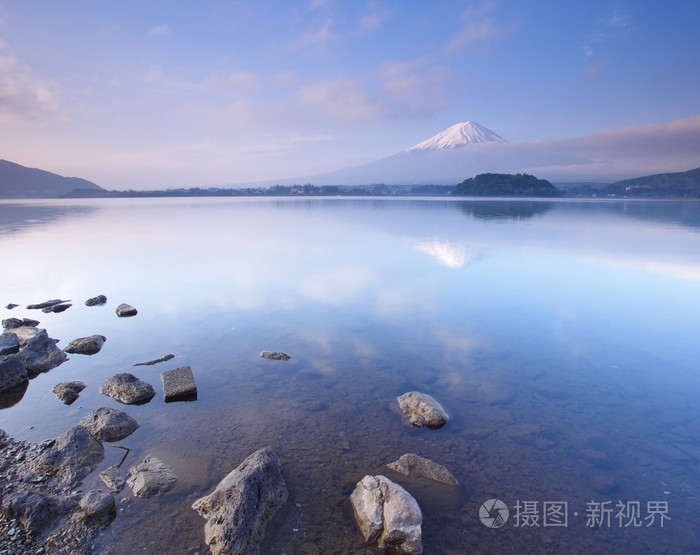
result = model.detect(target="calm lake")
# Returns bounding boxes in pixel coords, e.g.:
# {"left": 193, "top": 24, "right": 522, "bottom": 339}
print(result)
{"left": 1, "top": 197, "right": 700, "bottom": 553}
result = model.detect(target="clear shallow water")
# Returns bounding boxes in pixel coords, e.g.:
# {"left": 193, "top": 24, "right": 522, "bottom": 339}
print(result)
{"left": 1, "top": 197, "right": 699, "bottom": 553}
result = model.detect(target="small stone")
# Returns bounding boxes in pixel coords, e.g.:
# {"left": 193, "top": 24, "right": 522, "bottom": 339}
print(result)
{"left": 100, "top": 465, "right": 126, "bottom": 492}
{"left": 100, "top": 373, "right": 155, "bottom": 405}
{"left": 260, "top": 351, "right": 291, "bottom": 361}
{"left": 133, "top": 353, "right": 175, "bottom": 366}
{"left": 79, "top": 491, "right": 116, "bottom": 521}
{"left": 41, "top": 303, "right": 72, "bottom": 313}
{"left": 387, "top": 453, "right": 458, "bottom": 486}
{"left": 85, "top": 295, "right": 107, "bottom": 306}
{"left": 26, "top": 299, "right": 70, "bottom": 310}
{"left": 161, "top": 365, "right": 197, "bottom": 402}
{"left": 115, "top": 303, "right": 137, "bottom": 317}
{"left": 78, "top": 407, "right": 139, "bottom": 441}
{"left": 5, "top": 303, "right": 19, "bottom": 309}
{"left": 64, "top": 335, "right": 106, "bottom": 355}
{"left": 2, "top": 318, "right": 40, "bottom": 330}
{"left": 397, "top": 391, "right": 449, "bottom": 429}
{"left": 52, "top": 381, "right": 86, "bottom": 404}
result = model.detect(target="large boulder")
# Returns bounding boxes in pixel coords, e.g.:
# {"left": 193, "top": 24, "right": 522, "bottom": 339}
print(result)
{"left": 17, "top": 329, "right": 68, "bottom": 377}
{"left": 52, "top": 380, "right": 86, "bottom": 405}
{"left": 0, "top": 332, "right": 20, "bottom": 355}
{"left": 64, "top": 335, "right": 106, "bottom": 355}
{"left": 350, "top": 475, "right": 423, "bottom": 554}
{"left": 386, "top": 454, "right": 458, "bottom": 486}
{"left": 0, "top": 490, "right": 63, "bottom": 536}
{"left": 396, "top": 391, "right": 449, "bottom": 429}
{"left": 100, "top": 373, "right": 155, "bottom": 405}
{"left": 192, "top": 448, "right": 288, "bottom": 555}
{"left": 78, "top": 407, "right": 139, "bottom": 442}
{"left": 30, "top": 425, "right": 104, "bottom": 486}
{"left": 0, "top": 354, "right": 28, "bottom": 392}
{"left": 126, "top": 455, "right": 177, "bottom": 498}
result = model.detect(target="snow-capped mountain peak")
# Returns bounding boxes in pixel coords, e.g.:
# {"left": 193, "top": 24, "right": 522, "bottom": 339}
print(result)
{"left": 406, "top": 121, "right": 508, "bottom": 152}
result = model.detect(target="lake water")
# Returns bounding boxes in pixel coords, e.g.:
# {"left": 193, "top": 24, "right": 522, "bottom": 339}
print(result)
{"left": 1, "top": 197, "right": 700, "bottom": 553}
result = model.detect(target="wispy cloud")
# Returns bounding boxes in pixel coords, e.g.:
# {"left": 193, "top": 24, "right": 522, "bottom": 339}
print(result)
{"left": 293, "top": 18, "right": 335, "bottom": 49}
{"left": 143, "top": 65, "right": 164, "bottom": 82}
{"left": 0, "top": 55, "right": 61, "bottom": 122}
{"left": 358, "top": 12, "right": 384, "bottom": 34}
{"left": 297, "top": 76, "right": 387, "bottom": 123}
{"left": 447, "top": 1, "right": 510, "bottom": 51}
{"left": 148, "top": 24, "right": 171, "bottom": 36}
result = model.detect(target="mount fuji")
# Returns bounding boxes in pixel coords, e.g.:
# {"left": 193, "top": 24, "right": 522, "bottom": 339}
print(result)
{"left": 406, "top": 121, "right": 508, "bottom": 151}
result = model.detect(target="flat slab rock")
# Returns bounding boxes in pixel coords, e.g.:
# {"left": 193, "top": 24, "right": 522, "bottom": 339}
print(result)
{"left": 64, "top": 335, "right": 106, "bottom": 355}
{"left": 350, "top": 474, "right": 423, "bottom": 554}
{"left": 387, "top": 454, "right": 458, "bottom": 486}
{"left": 78, "top": 407, "right": 139, "bottom": 442}
{"left": 115, "top": 303, "right": 137, "bottom": 317}
{"left": 127, "top": 455, "right": 177, "bottom": 498}
{"left": 397, "top": 391, "right": 449, "bottom": 429}
{"left": 26, "top": 299, "right": 70, "bottom": 310}
{"left": 52, "top": 380, "right": 86, "bottom": 404}
{"left": 161, "top": 365, "right": 197, "bottom": 402}
{"left": 192, "top": 447, "right": 288, "bottom": 555}
{"left": 100, "top": 373, "right": 155, "bottom": 405}
{"left": 2, "top": 318, "right": 40, "bottom": 330}
{"left": 260, "top": 351, "right": 291, "bottom": 361}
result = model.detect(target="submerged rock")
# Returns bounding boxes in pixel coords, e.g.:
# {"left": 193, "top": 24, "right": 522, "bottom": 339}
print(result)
{"left": 133, "top": 353, "right": 175, "bottom": 366}
{"left": 192, "top": 447, "right": 288, "bottom": 555}
{"left": 260, "top": 351, "right": 291, "bottom": 361}
{"left": 115, "top": 303, "right": 138, "bottom": 317}
{"left": 127, "top": 455, "right": 177, "bottom": 498}
{"left": 17, "top": 329, "right": 68, "bottom": 377}
{"left": 64, "top": 334, "right": 106, "bottom": 355}
{"left": 396, "top": 391, "right": 449, "bottom": 429}
{"left": 387, "top": 454, "right": 458, "bottom": 486}
{"left": 350, "top": 474, "right": 423, "bottom": 554}
{"left": 78, "top": 491, "right": 115, "bottom": 523}
{"left": 100, "top": 465, "right": 126, "bottom": 492}
{"left": 85, "top": 294, "right": 107, "bottom": 306}
{"left": 161, "top": 365, "right": 197, "bottom": 402}
{"left": 78, "top": 407, "right": 139, "bottom": 442}
{"left": 100, "top": 373, "right": 155, "bottom": 405}
{"left": 30, "top": 425, "right": 104, "bottom": 486}
{"left": 0, "top": 332, "right": 20, "bottom": 355}
{"left": 0, "top": 355, "right": 28, "bottom": 393}
{"left": 52, "top": 380, "right": 86, "bottom": 405}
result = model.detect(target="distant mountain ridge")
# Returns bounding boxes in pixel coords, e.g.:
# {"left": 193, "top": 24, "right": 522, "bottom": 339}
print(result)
{"left": 0, "top": 159, "right": 104, "bottom": 198}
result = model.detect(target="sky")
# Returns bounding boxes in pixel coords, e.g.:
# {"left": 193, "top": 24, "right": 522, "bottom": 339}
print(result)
{"left": 0, "top": 0, "right": 699, "bottom": 190}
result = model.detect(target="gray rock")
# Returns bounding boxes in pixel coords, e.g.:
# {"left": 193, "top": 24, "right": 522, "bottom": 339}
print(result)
{"left": 192, "top": 447, "right": 288, "bottom": 555}
{"left": 161, "top": 365, "right": 197, "bottom": 402}
{"left": 0, "top": 355, "right": 28, "bottom": 392}
{"left": 397, "top": 391, "right": 449, "bottom": 429}
{"left": 31, "top": 425, "right": 104, "bottom": 486}
{"left": 100, "top": 465, "right": 126, "bottom": 492}
{"left": 100, "top": 373, "right": 155, "bottom": 405}
{"left": 115, "top": 303, "right": 137, "bottom": 317}
{"left": 41, "top": 303, "right": 72, "bottom": 313}
{"left": 78, "top": 491, "right": 116, "bottom": 522}
{"left": 85, "top": 295, "right": 107, "bottom": 306}
{"left": 386, "top": 454, "right": 458, "bottom": 486}
{"left": 350, "top": 475, "right": 423, "bottom": 554}
{"left": 0, "top": 332, "right": 20, "bottom": 355}
{"left": 126, "top": 455, "right": 177, "bottom": 498}
{"left": 52, "top": 380, "right": 86, "bottom": 405}
{"left": 64, "top": 335, "right": 106, "bottom": 355}
{"left": 78, "top": 407, "right": 139, "bottom": 442}
{"left": 5, "top": 303, "right": 19, "bottom": 309}
{"left": 2, "top": 317, "right": 40, "bottom": 330}
{"left": 7, "top": 325, "right": 41, "bottom": 345}
{"left": 18, "top": 329, "right": 68, "bottom": 377}
{"left": 26, "top": 299, "right": 70, "bottom": 310}
{"left": 0, "top": 490, "right": 62, "bottom": 535}
{"left": 260, "top": 351, "right": 291, "bottom": 361}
